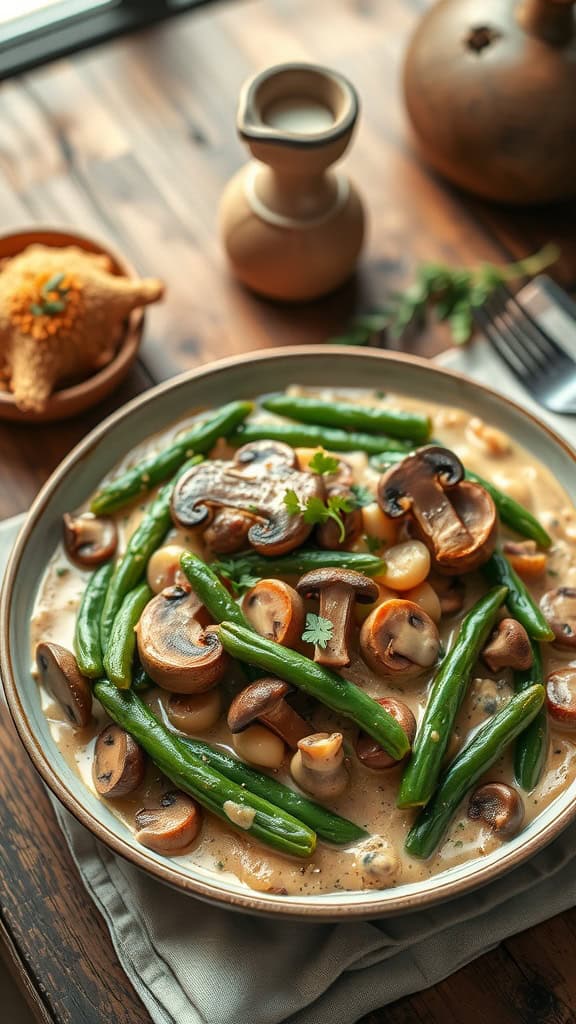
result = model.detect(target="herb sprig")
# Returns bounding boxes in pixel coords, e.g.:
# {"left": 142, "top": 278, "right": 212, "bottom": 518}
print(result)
{"left": 211, "top": 556, "right": 261, "bottom": 597}
{"left": 284, "top": 490, "right": 352, "bottom": 543}
{"left": 329, "top": 244, "right": 559, "bottom": 348}
{"left": 308, "top": 450, "right": 340, "bottom": 476}
{"left": 302, "top": 613, "right": 334, "bottom": 648}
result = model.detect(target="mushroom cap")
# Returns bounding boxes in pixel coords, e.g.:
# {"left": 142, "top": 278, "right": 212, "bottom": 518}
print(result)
{"left": 93, "top": 724, "right": 146, "bottom": 798}
{"left": 63, "top": 511, "right": 117, "bottom": 568}
{"left": 468, "top": 782, "right": 524, "bottom": 838}
{"left": 541, "top": 587, "right": 576, "bottom": 647}
{"left": 296, "top": 568, "right": 379, "bottom": 603}
{"left": 203, "top": 507, "right": 252, "bottom": 555}
{"left": 242, "top": 578, "right": 305, "bottom": 648}
{"left": 234, "top": 439, "right": 296, "bottom": 472}
{"left": 356, "top": 698, "right": 416, "bottom": 770}
{"left": 135, "top": 791, "right": 201, "bottom": 853}
{"left": 546, "top": 668, "right": 576, "bottom": 727}
{"left": 35, "top": 642, "right": 92, "bottom": 727}
{"left": 482, "top": 618, "right": 533, "bottom": 672}
{"left": 360, "top": 599, "right": 440, "bottom": 676}
{"left": 379, "top": 446, "right": 463, "bottom": 518}
{"left": 227, "top": 677, "right": 292, "bottom": 732}
{"left": 435, "top": 481, "right": 497, "bottom": 574}
{"left": 136, "top": 585, "right": 227, "bottom": 693}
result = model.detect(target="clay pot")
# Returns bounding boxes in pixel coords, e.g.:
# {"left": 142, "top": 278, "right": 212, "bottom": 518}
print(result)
{"left": 219, "top": 63, "right": 365, "bottom": 302}
{"left": 403, "top": 0, "right": 576, "bottom": 205}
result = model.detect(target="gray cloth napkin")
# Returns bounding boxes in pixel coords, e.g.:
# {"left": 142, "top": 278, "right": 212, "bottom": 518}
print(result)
{"left": 3, "top": 341, "right": 576, "bottom": 1024}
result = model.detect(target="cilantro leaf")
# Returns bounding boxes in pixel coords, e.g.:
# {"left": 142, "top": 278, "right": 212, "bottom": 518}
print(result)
{"left": 283, "top": 489, "right": 302, "bottom": 516}
{"left": 308, "top": 450, "right": 340, "bottom": 476}
{"left": 283, "top": 490, "right": 352, "bottom": 542}
{"left": 302, "top": 613, "right": 334, "bottom": 648}
{"left": 349, "top": 484, "right": 374, "bottom": 509}
{"left": 211, "top": 556, "right": 261, "bottom": 597}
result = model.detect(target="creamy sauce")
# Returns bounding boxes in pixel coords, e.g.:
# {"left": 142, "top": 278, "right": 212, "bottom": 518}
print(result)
{"left": 30, "top": 388, "right": 576, "bottom": 896}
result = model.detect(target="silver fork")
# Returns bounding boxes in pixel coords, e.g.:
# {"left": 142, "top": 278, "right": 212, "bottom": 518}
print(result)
{"left": 474, "top": 282, "right": 576, "bottom": 414}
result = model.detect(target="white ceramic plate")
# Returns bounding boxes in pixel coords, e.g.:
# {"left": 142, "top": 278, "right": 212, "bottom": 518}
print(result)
{"left": 3, "top": 347, "right": 575, "bottom": 920}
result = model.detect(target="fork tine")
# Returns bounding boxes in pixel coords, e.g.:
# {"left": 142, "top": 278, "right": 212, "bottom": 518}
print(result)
{"left": 484, "top": 289, "right": 550, "bottom": 371}
{"left": 479, "top": 294, "right": 544, "bottom": 375}
{"left": 473, "top": 304, "right": 534, "bottom": 380}
{"left": 502, "top": 284, "right": 573, "bottom": 364}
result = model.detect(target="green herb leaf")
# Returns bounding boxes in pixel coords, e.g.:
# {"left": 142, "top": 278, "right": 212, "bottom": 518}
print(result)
{"left": 349, "top": 484, "right": 374, "bottom": 509}
{"left": 283, "top": 490, "right": 352, "bottom": 542}
{"left": 283, "top": 489, "right": 303, "bottom": 516}
{"left": 43, "top": 272, "right": 66, "bottom": 294}
{"left": 302, "top": 612, "right": 334, "bottom": 648}
{"left": 308, "top": 450, "right": 340, "bottom": 476}
{"left": 212, "top": 556, "right": 261, "bottom": 597}
{"left": 364, "top": 534, "right": 383, "bottom": 555}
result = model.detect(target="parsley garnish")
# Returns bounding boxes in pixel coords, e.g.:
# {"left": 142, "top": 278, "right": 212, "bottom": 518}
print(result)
{"left": 211, "top": 556, "right": 261, "bottom": 597}
{"left": 308, "top": 449, "right": 340, "bottom": 476}
{"left": 349, "top": 484, "right": 374, "bottom": 509}
{"left": 328, "top": 244, "right": 559, "bottom": 347}
{"left": 283, "top": 490, "right": 352, "bottom": 542}
{"left": 302, "top": 612, "right": 334, "bottom": 648}
{"left": 364, "top": 534, "right": 382, "bottom": 555}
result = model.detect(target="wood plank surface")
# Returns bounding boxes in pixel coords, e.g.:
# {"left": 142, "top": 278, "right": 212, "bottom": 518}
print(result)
{"left": 0, "top": 1, "right": 575, "bottom": 1022}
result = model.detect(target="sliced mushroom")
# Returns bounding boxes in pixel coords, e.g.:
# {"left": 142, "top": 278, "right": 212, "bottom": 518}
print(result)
{"left": 296, "top": 568, "right": 379, "bottom": 667}
{"left": 377, "top": 447, "right": 497, "bottom": 573}
{"left": 482, "top": 618, "right": 533, "bottom": 672}
{"left": 316, "top": 459, "right": 363, "bottom": 550}
{"left": 468, "top": 782, "right": 524, "bottom": 838}
{"left": 203, "top": 508, "right": 253, "bottom": 554}
{"left": 63, "top": 511, "right": 117, "bottom": 568}
{"left": 356, "top": 698, "right": 416, "bottom": 769}
{"left": 227, "top": 677, "right": 310, "bottom": 748}
{"left": 242, "top": 579, "right": 305, "bottom": 648}
{"left": 290, "top": 732, "right": 349, "bottom": 799}
{"left": 360, "top": 599, "right": 440, "bottom": 676}
{"left": 540, "top": 588, "right": 576, "bottom": 647}
{"left": 502, "top": 540, "right": 547, "bottom": 580}
{"left": 166, "top": 689, "right": 222, "bottom": 734}
{"left": 93, "top": 725, "right": 146, "bottom": 798}
{"left": 546, "top": 668, "right": 576, "bottom": 727}
{"left": 171, "top": 441, "right": 323, "bottom": 556}
{"left": 135, "top": 791, "right": 201, "bottom": 853}
{"left": 136, "top": 585, "right": 227, "bottom": 693}
{"left": 35, "top": 642, "right": 92, "bottom": 727}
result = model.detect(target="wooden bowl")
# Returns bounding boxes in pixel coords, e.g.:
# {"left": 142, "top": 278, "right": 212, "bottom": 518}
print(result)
{"left": 0, "top": 228, "right": 145, "bottom": 423}
{"left": 3, "top": 347, "right": 576, "bottom": 919}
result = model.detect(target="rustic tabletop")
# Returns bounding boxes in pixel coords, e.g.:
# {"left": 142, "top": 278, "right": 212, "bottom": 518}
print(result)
{"left": 1, "top": 1, "right": 576, "bottom": 1021}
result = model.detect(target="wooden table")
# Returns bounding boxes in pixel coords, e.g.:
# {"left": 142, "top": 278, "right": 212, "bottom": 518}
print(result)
{"left": 1, "top": 1, "right": 575, "bottom": 1021}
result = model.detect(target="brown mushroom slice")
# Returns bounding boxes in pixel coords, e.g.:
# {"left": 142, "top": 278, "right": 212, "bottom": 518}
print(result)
{"left": 234, "top": 439, "right": 297, "bottom": 473}
{"left": 227, "top": 677, "right": 310, "bottom": 749}
{"left": 377, "top": 447, "right": 497, "bottom": 573}
{"left": 360, "top": 599, "right": 440, "bottom": 676}
{"left": 296, "top": 568, "right": 379, "bottom": 667}
{"left": 135, "top": 791, "right": 201, "bottom": 853}
{"left": 204, "top": 507, "right": 252, "bottom": 555}
{"left": 540, "top": 588, "right": 576, "bottom": 647}
{"left": 35, "top": 642, "right": 92, "bottom": 727}
{"left": 502, "top": 540, "right": 547, "bottom": 580}
{"left": 546, "top": 668, "right": 576, "bottom": 727}
{"left": 242, "top": 579, "right": 305, "bottom": 648}
{"left": 482, "top": 618, "right": 533, "bottom": 672}
{"left": 290, "top": 732, "right": 349, "bottom": 799}
{"left": 171, "top": 444, "right": 323, "bottom": 556}
{"left": 63, "top": 512, "right": 117, "bottom": 568}
{"left": 136, "top": 585, "right": 227, "bottom": 693}
{"left": 430, "top": 574, "right": 465, "bottom": 616}
{"left": 93, "top": 725, "right": 146, "bottom": 798}
{"left": 356, "top": 698, "right": 416, "bottom": 770}
{"left": 468, "top": 782, "right": 524, "bottom": 838}
{"left": 316, "top": 490, "right": 363, "bottom": 551}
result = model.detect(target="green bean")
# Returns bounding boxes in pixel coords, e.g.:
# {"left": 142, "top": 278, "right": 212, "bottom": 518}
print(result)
{"left": 180, "top": 552, "right": 250, "bottom": 629}
{"left": 514, "top": 640, "right": 548, "bottom": 792}
{"left": 103, "top": 583, "right": 153, "bottom": 690}
{"left": 405, "top": 684, "right": 545, "bottom": 859}
{"left": 483, "top": 551, "right": 554, "bottom": 642}
{"left": 74, "top": 563, "right": 113, "bottom": 678}
{"left": 229, "top": 421, "right": 412, "bottom": 456}
{"left": 370, "top": 451, "right": 552, "bottom": 549}
{"left": 213, "top": 548, "right": 386, "bottom": 579}
{"left": 90, "top": 401, "right": 253, "bottom": 515}
{"left": 94, "top": 680, "right": 316, "bottom": 857}
{"left": 261, "top": 393, "right": 431, "bottom": 443}
{"left": 398, "top": 586, "right": 508, "bottom": 809}
{"left": 218, "top": 622, "right": 410, "bottom": 760}
{"left": 179, "top": 736, "right": 365, "bottom": 844}
{"left": 100, "top": 455, "right": 202, "bottom": 651}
